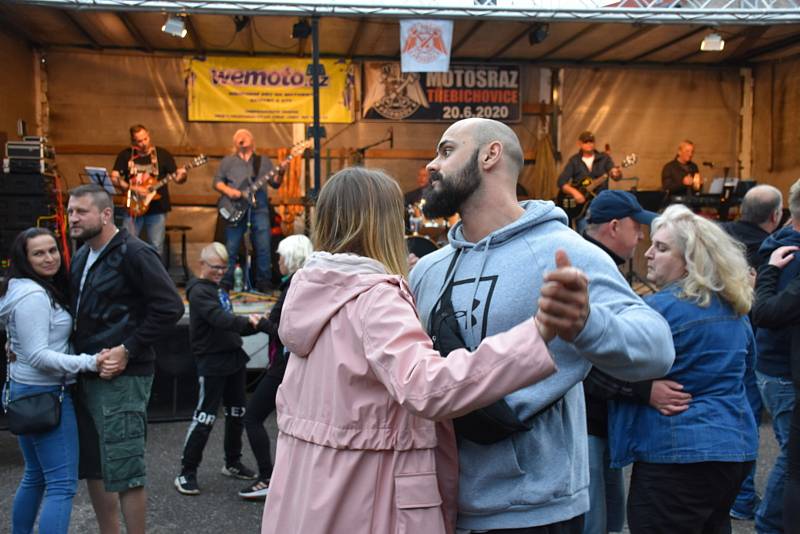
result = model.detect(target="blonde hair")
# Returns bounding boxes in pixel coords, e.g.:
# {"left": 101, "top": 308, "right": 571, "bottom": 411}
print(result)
{"left": 277, "top": 234, "right": 313, "bottom": 274}
{"left": 313, "top": 167, "right": 408, "bottom": 277}
{"left": 652, "top": 204, "right": 752, "bottom": 315}
{"left": 200, "top": 242, "right": 228, "bottom": 264}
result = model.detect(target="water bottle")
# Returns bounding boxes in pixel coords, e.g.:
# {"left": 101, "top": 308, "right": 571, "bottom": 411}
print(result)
{"left": 233, "top": 264, "right": 244, "bottom": 292}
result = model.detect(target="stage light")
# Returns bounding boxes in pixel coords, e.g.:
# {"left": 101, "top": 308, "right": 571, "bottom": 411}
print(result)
{"left": 529, "top": 23, "right": 549, "bottom": 45}
{"left": 292, "top": 20, "right": 312, "bottom": 39}
{"left": 700, "top": 33, "right": 725, "bottom": 52}
{"left": 162, "top": 15, "right": 187, "bottom": 39}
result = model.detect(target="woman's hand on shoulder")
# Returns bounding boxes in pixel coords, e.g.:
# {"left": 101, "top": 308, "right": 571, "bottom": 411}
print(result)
{"left": 768, "top": 246, "right": 799, "bottom": 269}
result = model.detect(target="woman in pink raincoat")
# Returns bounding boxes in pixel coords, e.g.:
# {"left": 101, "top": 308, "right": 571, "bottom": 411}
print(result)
{"left": 261, "top": 167, "right": 588, "bottom": 534}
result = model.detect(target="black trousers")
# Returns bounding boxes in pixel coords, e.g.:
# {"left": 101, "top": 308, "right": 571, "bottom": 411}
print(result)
{"left": 482, "top": 515, "right": 584, "bottom": 534}
{"left": 243, "top": 373, "right": 281, "bottom": 480}
{"left": 181, "top": 367, "right": 247, "bottom": 472}
{"left": 627, "top": 460, "right": 753, "bottom": 534}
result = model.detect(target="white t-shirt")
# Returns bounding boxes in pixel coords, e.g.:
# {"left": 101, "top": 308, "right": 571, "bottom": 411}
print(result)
{"left": 581, "top": 154, "right": 595, "bottom": 172}
{"left": 77, "top": 229, "right": 118, "bottom": 311}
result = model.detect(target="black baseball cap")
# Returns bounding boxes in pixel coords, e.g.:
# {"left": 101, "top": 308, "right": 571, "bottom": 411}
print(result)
{"left": 586, "top": 190, "right": 658, "bottom": 225}
{"left": 578, "top": 131, "right": 595, "bottom": 143}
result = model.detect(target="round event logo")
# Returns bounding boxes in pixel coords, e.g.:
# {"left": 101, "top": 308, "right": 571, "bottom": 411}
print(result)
{"left": 403, "top": 23, "right": 448, "bottom": 64}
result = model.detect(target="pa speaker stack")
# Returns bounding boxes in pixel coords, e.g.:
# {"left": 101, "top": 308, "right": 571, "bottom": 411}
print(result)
{"left": 1, "top": 137, "right": 59, "bottom": 274}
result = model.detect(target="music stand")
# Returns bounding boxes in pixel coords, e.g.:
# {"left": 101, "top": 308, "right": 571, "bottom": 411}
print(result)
{"left": 84, "top": 166, "right": 117, "bottom": 195}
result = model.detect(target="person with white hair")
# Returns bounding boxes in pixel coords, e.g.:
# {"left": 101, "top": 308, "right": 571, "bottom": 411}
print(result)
{"left": 239, "top": 234, "right": 313, "bottom": 500}
{"left": 213, "top": 129, "right": 284, "bottom": 292}
{"left": 175, "top": 242, "right": 273, "bottom": 496}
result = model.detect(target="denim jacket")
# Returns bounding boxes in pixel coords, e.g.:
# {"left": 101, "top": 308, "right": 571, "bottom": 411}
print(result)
{"left": 608, "top": 285, "right": 759, "bottom": 466}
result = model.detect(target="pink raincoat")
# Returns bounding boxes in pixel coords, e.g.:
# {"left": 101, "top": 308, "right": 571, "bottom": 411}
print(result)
{"left": 261, "top": 252, "right": 556, "bottom": 534}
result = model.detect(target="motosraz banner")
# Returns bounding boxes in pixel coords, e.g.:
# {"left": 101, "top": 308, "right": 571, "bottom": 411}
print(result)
{"left": 362, "top": 62, "right": 521, "bottom": 122}
{"left": 187, "top": 56, "right": 355, "bottom": 123}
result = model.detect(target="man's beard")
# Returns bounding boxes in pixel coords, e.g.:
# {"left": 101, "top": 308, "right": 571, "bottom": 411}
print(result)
{"left": 70, "top": 223, "right": 102, "bottom": 242}
{"left": 422, "top": 151, "right": 481, "bottom": 219}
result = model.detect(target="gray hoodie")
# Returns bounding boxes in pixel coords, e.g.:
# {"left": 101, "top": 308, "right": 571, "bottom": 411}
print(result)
{"left": 0, "top": 278, "right": 96, "bottom": 386}
{"left": 409, "top": 200, "right": 674, "bottom": 530}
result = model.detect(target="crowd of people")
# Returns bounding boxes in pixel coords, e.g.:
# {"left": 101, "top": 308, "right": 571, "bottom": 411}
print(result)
{"left": 0, "top": 117, "right": 798, "bottom": 534}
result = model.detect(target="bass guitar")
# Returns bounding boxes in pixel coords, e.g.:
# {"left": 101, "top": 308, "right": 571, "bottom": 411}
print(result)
{"left": 127, "top": 155, "right": 208, "bottom": 217}
{"left": 217, "top": 140, "right": 312, "bottom": 224}
{"left": 556, "top": 153, "right": 638, "bottom": 221}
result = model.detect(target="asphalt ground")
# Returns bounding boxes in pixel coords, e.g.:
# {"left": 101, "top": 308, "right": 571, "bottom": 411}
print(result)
{"left": 0, "top": 411, "right": 777, "bottom": 533}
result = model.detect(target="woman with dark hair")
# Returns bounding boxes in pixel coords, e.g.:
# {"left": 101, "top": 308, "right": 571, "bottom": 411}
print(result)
{"left": 0, "top": 227, "right": 104, "bottom": 534}
{"left": 260, "top": 167, "right": 590, "bottom": 534}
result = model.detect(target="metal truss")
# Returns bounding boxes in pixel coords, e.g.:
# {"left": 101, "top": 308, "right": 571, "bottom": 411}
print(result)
{"left": 10, "top": 0, "right": 800, "bottom": 24}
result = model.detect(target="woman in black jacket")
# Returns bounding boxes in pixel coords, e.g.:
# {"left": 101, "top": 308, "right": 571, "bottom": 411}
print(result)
{"left": 239, "top": 234, "right": 313, "bottom": 500}
{"left": 751, "top": 244, "right": 800, "bottom": 534}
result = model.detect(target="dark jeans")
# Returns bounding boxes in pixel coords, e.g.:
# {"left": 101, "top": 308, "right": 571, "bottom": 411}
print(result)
{"left": 785, "top": 387, "right": 800, "bottom": 534}
{"left": 222, "top": 207, "right": 272, "bottom": 290}
{"left": 627, "top": 461, "right": 753, "bottom": 534}
{"left": 243, "top": 373, "right": 281, "bottom": 480}
{"left": 181, "top": 367, "right": 247, "bottom": 472}
{"left": 481, "top": 515, "right": 584, "bottom": 534}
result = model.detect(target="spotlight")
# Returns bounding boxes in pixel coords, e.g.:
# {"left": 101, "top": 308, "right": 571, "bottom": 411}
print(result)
{"left": 700, "top": 32, "right": 725, "bottom": 52}
{"left": 529, "top": 23, "right": 549, "bottom": 45}
{"left": 162, "top": 15, "right": 187, "bottom": 39}
{"left": 234, "top": 15, "right": 251, "bottom": 33}
{"left": 292, "top": 20, "right": 312, "bottom": 39}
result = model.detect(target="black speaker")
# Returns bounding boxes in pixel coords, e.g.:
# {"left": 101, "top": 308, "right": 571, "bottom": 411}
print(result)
{"left": 635, "top": 190, "right": 668, "bottom": 212}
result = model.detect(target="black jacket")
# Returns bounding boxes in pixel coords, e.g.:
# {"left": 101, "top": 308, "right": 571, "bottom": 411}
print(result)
{"left": 186, "top": 277, "right": 267, "bottom": 376}
{"left": 722, "top": 220, "right": 770, "bottom": 269}
{"left": 264, "top": 274, "right": 292, "bottom": 378}
{"left": 752, "top": 264, "right": 800, "bottom": 388}
{"left": 557, "top": 150, "right": 615, "bottom": 189}
{"left": 70, "top": 228, "right": 184, "bottom": 376}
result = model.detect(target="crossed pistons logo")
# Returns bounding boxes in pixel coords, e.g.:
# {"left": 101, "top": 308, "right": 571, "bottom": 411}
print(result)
{"left": 402, "top": 22, "right": 448, "bottom": 64}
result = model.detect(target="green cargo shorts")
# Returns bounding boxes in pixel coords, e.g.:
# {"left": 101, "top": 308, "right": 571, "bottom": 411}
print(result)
{"left": 75, "top": 375, "right": 153, "bottom": 493}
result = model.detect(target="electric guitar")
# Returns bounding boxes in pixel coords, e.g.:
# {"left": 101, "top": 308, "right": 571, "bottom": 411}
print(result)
{"left": 556, "top": 153, "right": 638, "bottom": 220}
{"left": 217, "top": 140, "right": 312, "bottom": 224}
{"left": 127, "top": 155, "right": 208, "bottom": 217}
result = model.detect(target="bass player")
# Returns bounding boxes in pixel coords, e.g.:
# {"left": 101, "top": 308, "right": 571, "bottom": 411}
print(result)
{"left": 110, "top": 124, "right": 187, "bottom": 257}
{"left": 557, "top": 130, "right": 622, "bottom": 229}
{"left": 214, "top": 128, "right": 284, "bottom": 292}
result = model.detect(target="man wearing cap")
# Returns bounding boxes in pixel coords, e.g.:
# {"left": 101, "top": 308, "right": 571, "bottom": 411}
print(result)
{"left": 214, "top": 129, "right": 284, "bottom": 292}
{"left": 557, "top": 131, "right": 622, "bottom": 228}
{"left": 580, "top": 191, "right": 686, "bottom": 534}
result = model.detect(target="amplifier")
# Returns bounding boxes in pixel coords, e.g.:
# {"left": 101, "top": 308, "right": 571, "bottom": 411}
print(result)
{"left": 6, "top": 140, "right": 56, "bottom": 160}
{"left": 0, "top": 195, "right": 56, "bottom": 230}
{"left": 3, "top": 158, "right": 56, "bottom": 175}
{"left": 0, "top": 173, "right": 56, "bottom": 196}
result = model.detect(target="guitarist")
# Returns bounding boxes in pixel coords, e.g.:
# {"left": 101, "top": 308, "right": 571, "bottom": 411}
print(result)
{"left": 213, "top": 129, "right": 284, "bottom": 292}
{"left": 110, "top": 124, "right": 187, "bottom": 257}
{"left": 557, "top": 131, "right": 622, "bottom": 229}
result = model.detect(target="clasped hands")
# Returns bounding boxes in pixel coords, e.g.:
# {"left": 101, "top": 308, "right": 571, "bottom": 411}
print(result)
{"left": 248, "top": 312, "right": 268, "bottom": 328}
{"left": 535, "top": 250, "right": 590, "bottom": 343}
{"left": 96, "top": 345, "right": 129, "bottom": 379}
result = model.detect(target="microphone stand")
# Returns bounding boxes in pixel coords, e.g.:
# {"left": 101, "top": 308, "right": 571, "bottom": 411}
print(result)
{"left": 625, "top": 258, "right": 656, "bottom": 294}
{"left": 352, "top": 129, "right": 393, "bottom": 166}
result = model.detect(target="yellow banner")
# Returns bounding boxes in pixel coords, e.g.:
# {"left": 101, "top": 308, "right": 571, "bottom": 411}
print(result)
{"left": 187, "top": 56, "right": 354, "bottom": 123}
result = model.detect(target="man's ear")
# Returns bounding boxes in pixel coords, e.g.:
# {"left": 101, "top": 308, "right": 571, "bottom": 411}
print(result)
{"left": 481, "top": 140, "right": 503, "bottom": 171}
